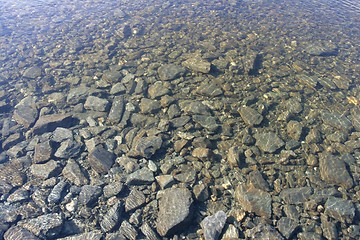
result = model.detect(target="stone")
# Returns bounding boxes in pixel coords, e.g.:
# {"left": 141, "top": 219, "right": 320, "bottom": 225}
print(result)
{"left": 7, "top": 188, "right": 30, "bottom": 203}
{"left": 276, "top": 217, "right": 299, "bottom": 239}
{"left": 155, "top": 175, "right": 175, "bottom": 190}
{"left": 195, "top": 82, "right": 223, "bottom": 97}
{"left": 192, "top": 147, "right": 212, "bottom": 160}
{"left": 179, "top": 100, "right": 211, "bottom": 115}
{"left": 227, "top": 146, "right": 242, "bottom": 168}
{"left": 245, "top": 223, "right": 284, "bottom": 240}
{"left": 130, "top": 136, "right": 162, "bottom": 159}
{"left": 324, "top": 197, "right": 355, "bottom": 223}
{"left": 18, "top": 213, "right": 63, "bottom": 238}
{"left": 296, "top": 74, "right": 318, "bottom": 88}
{"left": 350, "top": 108, "right": 360, "bottom": 131}
{"left": 32, "top": 114, "right": 76, "bottom": 135}
{"left": 148, "top": 81, "right": 170, "bottom": 99}
{"left": 108, "top": 95, "right": 125, "bottom": 124}
{"left": 321, "top": 110, "right": 353, "bottom": 131}
{"left": 182, "top": 57, "right": 211, "bottom": 73}
{"left": 248, "top": 170, "right": 270, "bottom": 191}
{"left": 287, "top": 120, "right": 303, "bottom": 141}
{"left": 103, "top": 182, "right": 124, "bottom": 198}
{"left": 100, "top": 201, "right": 122, "bottom": 233}
{"left": 254, "top": 132, "right": 285, "bottom": 153}
{"left": 157, "top": 64, "right": 185, "bottom": 81}
{"left": 125, "top": 189, "right": 146, "bottom": 212}
{"left": 126, "top": 168, "right": 154, "bottom": 185}
{"left": 280, "top": 187, "right": 313, "bottom": 204}
{"left": 87, "top": 145, "right": 115, "bottom": 174}
{"left": 13, "top": 105, "right": 39, "bottom": 129}
{"left": 319, "top": 152, "right": 354, "bottom": 189}
{"left": 235, "top": 185, "right": 272, "bottom": 218}
{"left": 193, "top": 183, "right": 209, "bottom": 202}
{"left": 156, "top": 188, "right": 193, "bottom": 236}
{"left": 30, "top": 160, "right": 60, "bottom": 179}
{"left": 305, "top": 128, "right": 322, "bottom": 144}
{"left": 66, "top": 86, "right": 90, "bottom": 105}
{"left": 238, "top": 106, "right": 263, "bottom": 126}
{"left": 23, "top": 66, "right": 42, "bottom": 78}
{"left": 140, "top": 222, "right": 160, "bottom": 240}
{"left": 304, "top": 42, "right": 338, "bottom": 56}
{"left": 4, "top": 226, "right": 40, "bottom": 240}
{"left": 33, "top": 141, "right": 53, "bottom": 163}
{"left": 103, "top": 68, "right": 122, "bottom": 83}
{"left": 200, "top": 211, "right": 227, "bottom": 240}
{"left": 321, "top": 214, "right": 338, "bottom": 240}
{"left": 110, "top": 82, "right": 126, "bottom": 95}
{"left": 52, "top": 127, "right": 73, "bottom": 142}
{"left": 2, "top": 133, "right": 23, "bottom": 151}
{"left": 285, "top": 98, "right": 303, "bottom": 114}
{"left": 139, "top": 98, "right": 161, "bottom": 114}
{"left": 48, "top": 180, "right": 68, "bottom": 205}
{"left": 6, "top": 142, "right": 27, "bottom": 158}
{"left": 56, "top": 231, "right": 102, "bottom": 240}
{"left": 84, "top": 96, "right": 110, "bottom": 112}
{"left": 62, "top": 159, "right": 89, "bottom": 186}
{"left": 120, "top": 220, "right": 138, "bottom": 240}
{"left": 54, "top": 139, "right": 82, "bottom": 159}
{"left": 192, "top": 115, "right": 219, "bottom": 132}
{"left": 78, "top": 185, "right": 102, "bottom": 207}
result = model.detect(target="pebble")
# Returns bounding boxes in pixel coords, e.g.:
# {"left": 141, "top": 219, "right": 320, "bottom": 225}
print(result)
{"left": 87, "top": 145, "right": 115, "bottom": 174}
{"left": 126, "top": 167, "right": 155, "bottom": 185}
{"left": 238, "top": 106, "right": 263, "bottom": 126}
{"left": 84, "top": 96, "right": 110, "bottom": 112}
{"left": 254, "top": 132, "right": 285, "bottom": 153}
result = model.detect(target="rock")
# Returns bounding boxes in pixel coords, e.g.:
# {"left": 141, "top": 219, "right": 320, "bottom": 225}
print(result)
{"left": 192, "top": 115, "right": 219, "bottom": 132}
{"left": 32, "top": 114, "right": 76, "bottom": 135}
{"left": 148, "top": 81, "right": 170, "bottom": 99}
{"left": 100, "top": 201, "right": 122, "bottom": 232}
{"left": 276, "top": 217, "right": 299, "bottom": 239}
{"left": 139, "top": 98, "right": 161, "bottom": 114}
{"left": 84, "top": 96, "right": 110, "bottom": 112}
{"left": 321, "top": 110, "right": 353, "bottom": 131}
{"left": 6, "top": 141, "right": 27, "bottom": 158}
{"left": 126, "top": 168, "right": 154, "bottom": 185}
{"left": 304, "top": 42, "right": 338, "bottom": 56}
{"left": 155, "top": 175, "right": 175, "bottom": 190}
{"left": 192, "top": 147, "right": 212, "bottom": 160}
{"left": 195, "top": 81, "right": 223, "bottom": 97}
{"left": 54, "top": 139, "right": 82, "bottom": 159}
{"left": 324, "top": 197, "right": 355, "bottom": 223}
{"left": 23, "top": 66, "right": 42, "bottom": 78}
{"left": 296, "top": 74, "right": 318, "bottom": 88}
{"left": 48, "top": 180, "right": 68, "bottom": 205}
{"left": 56, "top": 231, "right": 102, "bottom": 240}
{"left": 87, "top": 145, "right": 115, "bottom": 174}
{"left": 130, "top": 136, "right": 162, "bottom": 159}
{"left": 2, "top": 133, "right": 23, "bottom": 151}
{"left": 200, "top": 211, "right": 227, "bottom": 240}
{"left": 103, "top": 182, "right": 124, "bottom": 198}
{"left": 222, "top": 224, "right": 240, "bottom": 239}
{"left": 13, "top": 104, "right": 39, "bottom": 129}
{"left": 52, "top": 127, "right": 73, "bottom": 142}
{"left": 110, "top": 82, "right": 126, "bottom": 95}
{"left": 140, "top": 222, "right": 160, "bottom": 240}
{"left": 305, "top": 128, "right": 322, "bottom": 144}
{"left": 120, "top": 220, "right": 138, "bottom": 240}
{"left": 18, "top": 213, "right": 63, "bottom": 238}
{"left": 157, "top": 64, "right": 185, "bottom": 81}
{"left": 62, "top": 159, "right": 89, "bottom": 186}
{"left": 350, "top": 108, "right": 360, "bottom": 131}
{"left": 182, "top": 57, "right": 211, "bottom": 73}
{"left": 248, "top": 170, "right": 270, "bottom": 191}
{"left": 321, "top": 214, "right": 338, "bottom": 240}
{"left": 193, "top": 183, "right": 209, "bottom": 202}
{"left": 238, "top": 106, "right": 263, "bottom": 126}
{"left": 254, "top": 132, "right": 284, "bottom": 153}
{"left": 78, "top": 185, "right": 102, "bottom": 207}
{"left": 66, "top": 86, "right": 90, "bottom": 105}
{"left": 7, "top": 188, "right": 29, "bottom": 203}
{"left": 245, "top": 223, "right": 284, "bottom": 240}
{"left": 156, "top": 188, "right": 194, "bottom": 236}
{"left": 108, "top": 95, "right": 125, "bottom": 124}
{"left": 0, "top": 164, "right": 26, "bottom": 188}
{"left": 179, "top": 100, "right": 211, "bottom": 115}
{"left": 297, "top": 232, "right": 322, "bottom": 240}
{"left": 227, "top": 146, "right": 242, "bottom": 168}
{"left": 33, "top": 140, "right": 53, "bottom": 163}
{"left": 280, "top": 187, "right": 313, "bottom": 204}
{"left": 319, "top": 152, "right": 354, "bottom": 189}
{"left": 287, "top": 120, "right": 303, "bottom": 141}
{"left": 30, "top": 160, "right": 60, "bottom": 179}
{"left": 235, "top": 185, "right": 272, "bottom": 218}
{"left": 125, "top": 189, "right": 146, "bottom": 212}
{"left": 3, "top": 226, "right": 40, "bottom": 240}
{"left": 285, "top": 98, "right": 303, "bottom": 114}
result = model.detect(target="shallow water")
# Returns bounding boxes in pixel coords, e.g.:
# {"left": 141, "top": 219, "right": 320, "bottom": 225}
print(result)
{"left": 0, "top": 0, "right": 359, "bottom": 239}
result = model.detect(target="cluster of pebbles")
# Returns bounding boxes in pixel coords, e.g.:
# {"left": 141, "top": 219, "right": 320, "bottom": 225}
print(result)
{"left": 1, "top": 0, "right": 360, "bottom": 239}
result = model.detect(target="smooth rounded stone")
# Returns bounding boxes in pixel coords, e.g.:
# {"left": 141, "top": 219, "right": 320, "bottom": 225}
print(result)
{"left": 130, "top": 136, "right": 162, "bottom": 159}
{"left": 238, "top": 106, "right": 263, "bottom": 126}
{"left": 66, "top": 86, "right": 90, "bottom": 105}
{"left": 156, "top": 188, "right": 194, "bottom": 236}
{"left": 248, "top": 170, "right": 270, "bottom": 192}
{"left": 276, "top": 217, "right": 299, "bottom": 239}
{"left": 7, "top": 188, "right": 30, "bottom": 203}
{"left": 110, "top": 82, "right": 126, "bottom": 95}
{"left": 245, "top": 223, "right": 284, "bottom": 240}
{"left": 87, "top": 145, "right": 115, "bottom": 174}
{"left": 324, "top": 197, "right": 355, "bottom": 223}
{"left": 48, "top": 180, "right": 68, "bottom": 205}
{"left": 54, "top": 139, "right": 82, "bottom": 159}
{"left": 125, "top": 189, "right": 146, "bottom": 212}
{"left": 192, "top": 115, "right": 219, "bottom": 132}
{"left": 193, "top": 183, "right": 209, "bottom": 202}
{"left": 157, "top": 64, "right": 185, "bottom": 81}
{"left": 103, "top": 69, "right": 122, "bottom": 83}
{"left": 52, "top": 127, "right": 73, "bottom": 142}
{"left": 32, "top": 114, "right": 76, "bottom": 135}
{"left": 140, "top": 222, "right": 160, "bottom": 240}
{"left": 254, "top": 132, "right": 284, "bottom": 153}
{"left": 235, "top": 185, "right": 272, "bottom": 218}
{"left": 287, "top": 120, "right": 303, "bottom": 141}
{"left": 3, "top": 226, "right": 40, "bottom": 240}
{"left": 62, "top": 159, "right": 89, "bottom": 186}
{"left": 100, "top": 200, "right": 122, "bottom": 233}
{"left": 321, "top": 110, "right": 353, "bottom": 131}
{"left": 148, "top": 81, "right": 171, "bottom": 99}
{"left": 139, "top": 98, "right": 161, "bottom": 114}
{"left": 155, "top": 175, "right": 175, "bottom": 190}
{"left": 200, "top": 211, "right": 227, "bottom": 240}
{"left": 179, "top": 100, "right": 212, "bottom": 115}
{"left": 103, "top": 182, "right": 124, "bottom": 198}
{"left": 182, "top": 57, "right": 211, "bottom": 73}
{"left": 319, "top": 152, "right": 354, "bottom": 189}
{"left": 23, "top": 66, "right": 42, "bottom": 78}
{"left": 17, "top": 213, "right": 63, "bottom": 238}
{"left": 33, "top": 140, "right": 53, "bottom": 164}
{"left": 2, "top": 133, "right": 23, "bottom": 151}
{"left": 195, "top": 81, "right": 223, "bottom": 97}
{"left": 120, "top": 220, "right": 138, "bottom": 240}
{"left": 56, "top": 231, "right": 102, "bottom": 240}
{"left": 126, "top": 168, "right": 154, "bottom": 185}
{"left": 280, "top": 187, "right": 313, "bottom": 204}
{"left": 304, "top": 42, "right": 338, "bottom": 56}
{"left": 79, "top": 185, "right": 102, "bottom": 207}
{"left": 84, "top": 96, "right": 110, "bottom": 112}
{"left": 108, "top": 95, "right": 125, "bottom": 124}
{"left": 30, "top": 160, "right": 60, "bottom": 180}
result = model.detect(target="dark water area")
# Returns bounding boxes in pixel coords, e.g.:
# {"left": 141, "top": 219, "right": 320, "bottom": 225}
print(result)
{"left": 0, "top": 0, "right": 360, "bottom": 239}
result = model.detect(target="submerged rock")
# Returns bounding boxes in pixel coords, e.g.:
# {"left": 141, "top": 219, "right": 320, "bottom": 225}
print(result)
{"left": 182, "top": 57, "right": 211, "bottom": 73}
{"left": 157, "top": 64, "right": 185, "bottom": 81}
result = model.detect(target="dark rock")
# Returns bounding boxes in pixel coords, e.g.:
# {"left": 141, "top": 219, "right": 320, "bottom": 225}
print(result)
{"left": 62, "top": 159, "right": 89, "bottom": 186}
{"left": 179, "top": 100, "right": 211, "bottom": 115}
{"left": 100, "top": 200, "right": 122, "bottom": 233}
{"left": 33, "top": 140, "right": 53, "bottom": 163}
{"left": 350, "top": 108, "right": 360, "bottom": 131}
{"left": 103, "top": 182, "right": 124, "bottom": 198}
{"left": 139, "top": 98, "right": 161, "bottom": 114}
{"left": 319, "top": 152, "right": 354, "bottom": 189}
{"left": 54, "top": 139, "right": 82, "bottom": 159}
{"left": 126, "top": 168, "right": 154, "bottom": 185}
{"left": 324, "top": 196, "right": 355, "bottom": 223}
{"left": 66, "top": 86, "right": 90, "bottom": 105}
{"left": 148, "top": 81, "right": 170, "bottom": 99}
{"left": 295, "top": 74, "right": 318, "bottom": 88}
{"left": 200, "top": 211, "right": 227, "bottom": 240}
{"left": 167, "top": 104, "right": 181, "bottom": 119}
{"left": 305, "top": 128, "right": 322, "bottom": 144}
{"left": 56, "top": 231, "right": 102, "bottom": 240}
{"left": 88, "top": 145, "right": 115, "bottom": 174}
{"left": 32, "top": 114, "right": 76, "bottom": 135}
{"left": 48, "top": 180, "right": 68, "bottom": 205}
{"left": 13, "top": 105, "right": 39, "bottom": 129}
{"left": 245, "top": 223, "right": 284, "bottom": 240}
{"left": 254, "top": 132, "right": 284, "bottom": 153}
{"left": 195, "top": 82, "right": 223, "bottom": 97}
{"left": 193, "top": 183, "right": 209, "bottom": 202}
{"left": 235, "top": 185, "right": 272, "bottom": 218}
{"left": 120, "top": 220, "right": 138, "bottom": 240}
{"left": 192, "top": 115, "right": 219, "bottom": 132}
{"left": 238, "top": 106, "right": 263, "bottom": 126}
{"left": 297, "top": 232, "right": 322, "bottom": 240}
{"left": 287, "top": 120, "right": 303, "bottom": 141}
{"left": 285, "top": 98, "right": 303, "bottom": 114}
{"left": 78, "top": 185, "right": 102, "bottom": 207}
{"left": 125, "top": 189, "right": 146, "bottom": 212}
{"left": 280, "top": 187, "right": 313, "bottom": 204}
{"left": 2, "top": 133, "right": 23, "bottom": 151}
{"left": 18, "top": 213, "right": 63, "bottom": 238}
{"left": 157, "top": 64, "right": 185, "bottom": 81}
{"left": 110, "top": 82, "right": 126, "bottom": 95}
{"left": 321, "top": 214, "right": 338, "bottom": 240}
{"left": 3, "top": 226, "right": 40, "bottom": 240}
{"left": 130, "top": 136, "right": 162, "bottom": 159}
{"left": 173, "top": 165, "right": 196, "bottom": 183}
{"left": 23, "top": 66, "right": 42, "bottom": 78}
{"left": 103, "top": 68, "right": 122, "bottom": 83}
{"left": 276, "top": 217, "right": 299, "bottom": 239}
{"left": 321, "top": 110, "right": 353, "bottom": 131}
{"left": 7, "top": 188, "right": 30, "bottom": 203}
{"left": 84, "top": 96, "right": 110, "bottom": 112}
{"left": 156, "top": 188, "right": 194, "bottom": 236}
{"left": 227, "top": 146, "right": 242, "bottom": 168}
{"left": 182, "top": 57, "right": 211, "bottom": 73}
{"left": 140, "top": 222, "right": 160, "bottom": 240}
{"left": 52, "top": 127, "right": 73, "bottom": 142}
{"left": 248, "top": 170, "right": 270, "bottom": 191}
{"left": 0, "top": 164, "right": 26, "bottom": 187}
{"left": 0, "top": 100, "right": 10, "bottom": 113}
{"left": 170, "top": 116, "right": 191, "bottom": 128}
{"left": 304, "top": 42, "right": 338, "bottom": 56}
{"left": 30, "top": 160, "right": 60, "bottom": 179}
{"left": 108, "top": 95, "right": 125, "bottom": 124}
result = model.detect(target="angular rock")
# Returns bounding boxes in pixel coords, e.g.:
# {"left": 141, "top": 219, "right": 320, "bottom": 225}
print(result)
{"left": 321, "top": 214, "right": 338, "bottom": 240}
{"left": 193, "top": 183, "right": 209, "bottom": 202}
{"left": 48, "top": 180, "right": 68, "bottom": 205}
{"left": 120, "top": 220, "right": 138, "bottom": 240}
{"left": 2, "top": 133, "right": 23, "bottom": 151}
{"left": 56, "top": 231, "right": 102, "bottom": 240}
{"left": 280, "top": 187, "right": 313, "bottom": 204}
{"left": 18, "top": 213, "right": 63, "bottom": 238}
{"left": 103, "top": 69, "right": 122, "bottom": 83}
{"left": 66, "top": 86, "right": 90, "bottom": 105}
{"left": 54, "top": 139, "right": 82, "bottom": 159}
{"left": 179, "top": 100, "right": 211, "bottom": 115}
{"left": 52, "top": 127, "right": 73, "bottom": 142}
{"left": 287, "top": 120, "right": 303, "bottom": 141}
{"left": 140, "top": 222, "right": 160, "bottom": 240}
{"left": 130, "top": 136, "right": 162, "bottom": 159}
{"left": 245, "top": 223, "right": 284, "bottom": 240}
{"left": 30, "top": 160, "right": 60, "bottom": 179}
{"left": 13, "top": 105, "right": 39, "bottom": 129}
{"left": 227, "top": 146, "right": 242, "bottom": 168}
{"left": 200, "top": 211, "right": 227, "bottom": 240}
{"left": 304, "top": 42, "right": 338, "bottom": 56}
{"left": 195, "top": 82, "right": 223, "bottom": 97}
{"left": 103, "top": 182, "right": 124, "bottom": 198}
{"left": 126, "top": 168, "right": 154, "bottom": 185}
{"left": 62, "top": 159, "right": 89, "bottom": 186}
{"left": 156, "top": 188, "right": 193, "bottom": 236}
{"left": 192, "top": 147, "right": 212, "bottom": 160}
{"left": 6, "top": 141, "right": 27, "bottom": 158}
{"left": 84, "top": 96, "right": 110, "bottom": 112}
{"left": 324, "top": 197, "right": 355, "bottom": 223}
{"left": 78, "top": 185, "right": 102, "bottom": 207}
{"left": 87, "top": 145, "right": 115, "bottom": 174}
{"left": 182, "top": 57, "right": 211, "bottom": 73}
{"left": 296, "top": 74, "right": 318, "bottom": 88}
{"left": 139, "top": 98, "right": 161, "bottom": 114}
{"left": 285, "top": 98, "right": 303, "bottom": 114}
{"left": 248, "top": 170, "right": 270, "bottom": 191}
{"left": 32, "top": 114, "right": 76, "bottom": 135}
{"left": 254, "top": 132, "right": 284, "bottom": 153}
{"left": 148, "top": 81, "right": 170, "bottom": 99}
{"left": 23, "top": 66, "right": 42, "bottom": 79}
{"left": 321, "top": 110, "right": 353, "bottom": 131}
{"left": 33, "top": 140, "right": 53, "bottom": 163}
{"left": 238, "top": 106, "right": 263, "bottom": 126}
{"left": 155, "top": 175, "right": 175, "bottom": 190}
{"left": 110, "top": 82, "right": 126, "bottom": 95}
{"left": 235, "top": 185, "right": 272, "bottom": 218}
{"left": 4, "top": 226, "right": 40, "bottom": 240}
{"left": 319, "top": 152, "right": 354, "bottom": 189}
{"left": 108, "top": 95, "right": 125, "bottom": 124}
{"left": 157, "top": 64, "right": 185, "bottom": 81}
{"left": 125, "top": 189, "right": 146, "bottom": 212}
{"left": 276, "top": 217, "right": 299, "bottom": 239}
{"left": 192, "top": 115, "right": 219, "bottom": 132}
{"left": 100, "top": 201, "right": 122, "bottom": 233}
{"left": 7, "top": 188, "right": 30, "bottom": 203}
{"left": 350, "top": 108, "right": 360, "bottom": 131}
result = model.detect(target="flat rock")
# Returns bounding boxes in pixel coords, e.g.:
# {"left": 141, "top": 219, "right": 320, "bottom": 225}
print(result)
{"left": 18, "top": 213, "right": 63, "bottom": 238}
{"left": 321, "top": 110, "right": 353, "bottom": 131}
{"left": 32, "top": 114, "right": 76, "bottom": 135}
{"left": 100, "top": 201, "right": 123, "bottom": 232}
{"left": 179, "top": 100, "right": 212, "bottom": 115}
{"left": 33, "top": 140, "right": 53, "bottom": 163}
{"left": 285, "top": 98, "right": 303, "bottom": 114}
{"left": 351, "top": 108, "right": 360, "bottom": 131}
{"left": 87, "top": 145, "right": 115, "bottom": 174}
{"left": 3, "top": 226, "right": 40, "bottom": 240}
{"left": 139, "top": 98, "right": 161, "bottom": 114}
{"left": 79, "top": 185, "right": 102, "bottom": 207}
{"left": 182, "top": 57, "right": 211, "bottom": 73}
{"left": 62, "top": 159, "right": 89, "bottom": 186}
{"left": 200, "top": 211, "right": 227, "bottom": 240}
{"left": 103, "top": 182, "right": 124, "bottom": 198}
{"left": 192, "top": 115, "right": 219, "bottom": 132}
{"left": 13, "top": 96, "right": 39, "bottom": 128}
{"left": 156, "top": 188, "right": 193, "bottom": 236}
{"left": 103, "top": 68, "right": 122, "bottom": 83}
{"left": 319, "top": 152, "right": 354, "bottom": 189}
{"left": 52, "top": 127, "right": 74, "bottom": 142}
{"left": 248, "top": 170, "right": 270, "bottom": 191}
{"left": 324, "top": 196, "right": 355, "bottom": 223}
{"left": 304, "top": 42, "right": 338, "bottom": 56}
{"left": 108, "top": 95, "right": 125, "bottom": 124}
{"left": 84, "top": 96, "right": 110, "bottom": 112}
{"left": 287, "top": 120, "right": 303, "bottom": 141}
{"left": 30, "top": 160, "right": 60, "bottom": 179}
{"left": 155, "top": 175, "right": 175, "bottom": 190}
{"left": 54, "top": 139, "right": 82, "bottom": 159}
{"left": 148, "top": 81, "right": 170, "bottom": 99}
{"left": 56, "top": 231, "right": 102, "bottom": 240}
{"left": 126, "top": 168, "right": 154, "bottom": 185}
{"left": 23, "top": 66, "right": 42, "bottom": 78}
{"left": 125, "top": 189, "right": 146, "bottom": 212}
{"left": 276, "top": 217, "right": 299, "bottom": 239}
{"left": 296, "top": 74, "right": 318, "bottom": 88}
{"left": 157, "top": 64, "right": 185, "bottom": 81}
{"left": 110, "top": 82, "right": 126, "bottom": 95}
{"left": 280, "top": 187, "right": 313, "bottom": 205}
{"left": 48, "top": 180, "right": 68, "bottom": 205}
{"left": 2, "top": 133, "right": 23, "bottom": 151}
{"left": 235, "top": 185, "right": 272, "bottom": 218}
{"left": 130, "top": 136, "right": 162, "bottom": 159}
{"left": 195, "top": 82, "right": 223, "bottom": 97}
{"left": 238, "top": 106, "right": 263, "bottom": 126}
{"left": 66, "top": 86, "right": 90, "bottom": 105}
{"left": 254, "top": 132, "right": 284, "bottom": 153}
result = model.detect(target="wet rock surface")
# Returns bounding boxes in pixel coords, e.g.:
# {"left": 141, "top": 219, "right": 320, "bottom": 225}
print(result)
{"left": 0, "top": 0, "right": 359, "bottom": 239}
